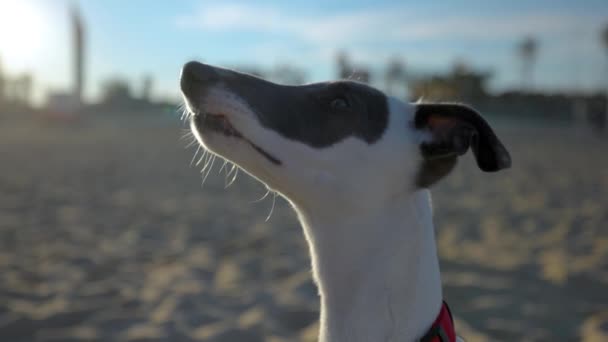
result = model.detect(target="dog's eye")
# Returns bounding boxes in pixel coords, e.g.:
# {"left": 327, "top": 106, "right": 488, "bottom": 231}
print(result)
{"left": 330, "top": 97, "right": 349, "bottom": 110}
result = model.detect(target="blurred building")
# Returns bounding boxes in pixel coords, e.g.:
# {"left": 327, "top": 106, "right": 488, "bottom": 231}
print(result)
{"left": 409, "top": 61, "right": 491, "bottom": 103}
{"left": 407, "top": 60, "right": 607, "bottom": 125}
{"left": 100, "top": 78, "right": 133, "bottom": 105}
{"left": 0, "top": 56, "right": 34, "bottom": 110}
{"left": 0, "top": 57, "right": 4, "bottom": 106}
{"left": 45, "top": 92, "right": 81, "bottom": 114}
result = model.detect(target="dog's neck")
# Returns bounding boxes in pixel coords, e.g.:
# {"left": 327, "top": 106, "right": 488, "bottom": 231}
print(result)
{"left": 293, "top": 189, "right": 442, "bottom": 342}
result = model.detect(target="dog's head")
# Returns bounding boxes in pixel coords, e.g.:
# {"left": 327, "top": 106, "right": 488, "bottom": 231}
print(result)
{"left": 180, "top": 61, "right": 510, "bottom": 212}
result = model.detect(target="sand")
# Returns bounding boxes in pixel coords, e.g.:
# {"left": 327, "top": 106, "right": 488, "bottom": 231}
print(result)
{"left": 0, "top": 113, "right": 606, "bottom": 341}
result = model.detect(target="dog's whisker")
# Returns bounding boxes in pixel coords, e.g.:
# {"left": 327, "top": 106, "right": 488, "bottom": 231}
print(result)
{"left": 250, "top": 189, "right": 271, "bottom": 203}
{"left": 179, "top": 130, "right": 193, "bottom": 141}
{"left": 205, "top": 151, "right": 215, "bottom": 171}
{"left": 225, "top": 166, "right": 239, "bottom": 188}
{"left": 189, "top": 146, "right": 201, "bottom": 166}
{"left": 184, "top": 139, "right": 197, "bottom": 148}
{"left": 178, "top": 103, "right": 189, "bottom": 122}
{"left": 182, "top": 105, "right": 192, "bottom": 121}
{"left": 226, "top": 163, "right": 237, "bottom": 179}
{"left": 200, "top": 150, "right": 214, "bottom": 173}
{"left": 182, "top": 132, "right": 194, "bottom": 144}
{"left": 222, "top": 161, "right": 229, "bottom": 178}
{"left": 196, "top": 149, "right": 208, "bottom": 167}
{"left": 223, "top": 161, "right": 232, "bottom": 187}
{"left": 218, "top": 160, "right": 229, "bottom": 174}
{"left": 197, "top": 151, "right": 206, "bottom": 169}
{"left": 265, "top": 191, "right": 277, "bottom": 222}
{"left": 201, "top": 155, "right": 216, "bottom": 186}
{"left": 181, "top": 130, "right": 197, "bottom": 148}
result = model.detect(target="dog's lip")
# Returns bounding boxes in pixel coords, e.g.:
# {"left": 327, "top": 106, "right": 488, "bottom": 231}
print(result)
{"left": 192, "top": 111, "right": 282, "bottom": 165}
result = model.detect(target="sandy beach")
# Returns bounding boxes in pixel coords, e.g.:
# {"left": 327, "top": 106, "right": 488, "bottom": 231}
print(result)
{"left": 0, "top": 113, "right": 606, "bottom": 341}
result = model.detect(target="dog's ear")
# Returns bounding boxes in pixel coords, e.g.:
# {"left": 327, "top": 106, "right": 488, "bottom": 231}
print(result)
{"left": 414, "top": 103, "right": 511, "bottom": 188}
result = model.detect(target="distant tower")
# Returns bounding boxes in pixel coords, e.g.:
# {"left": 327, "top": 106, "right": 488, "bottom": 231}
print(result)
{"left": 141, "top": 74, "right": 153, "bottom": 102}
{"left": 518, "top": 36, "right": 538, "bottom": 91}
{"left": 71, "top": 5, "right": 85, "bottom": 105}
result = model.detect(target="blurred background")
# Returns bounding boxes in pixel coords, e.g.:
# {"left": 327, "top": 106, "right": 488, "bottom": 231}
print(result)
{"left": 0, "top": 0, "right": 607, "bottom": 341}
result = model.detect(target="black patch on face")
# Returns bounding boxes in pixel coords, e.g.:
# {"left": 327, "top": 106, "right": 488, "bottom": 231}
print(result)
{"left": 181, "top": 62, "right": 389, "bottom": 149}
{"left": 413, "top": 103, "right": 511, "bottom": 188}
{"left": 249, "top": 81, "right": 390, "bottom": 148}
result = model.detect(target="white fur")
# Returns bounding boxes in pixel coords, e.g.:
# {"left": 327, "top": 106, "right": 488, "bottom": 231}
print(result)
{"left": 189, "top": 90, "right": 457, "bottom": 341}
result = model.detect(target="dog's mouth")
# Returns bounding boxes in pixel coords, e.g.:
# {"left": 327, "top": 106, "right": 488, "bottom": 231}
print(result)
{"left": 195, "top": 112, "right": 243, "bottom": 138}
{"left": 192, "top": 112, "right": 282, "bottom": 165}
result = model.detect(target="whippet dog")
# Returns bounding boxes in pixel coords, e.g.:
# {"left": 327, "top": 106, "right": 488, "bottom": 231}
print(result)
{"left": 180, "top": 61, "right": 511, "bottom": 342}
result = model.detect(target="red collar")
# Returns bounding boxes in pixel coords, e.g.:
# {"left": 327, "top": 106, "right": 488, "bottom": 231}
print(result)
{"left": 419, "top": 301, "right": 456, "bottom": 342}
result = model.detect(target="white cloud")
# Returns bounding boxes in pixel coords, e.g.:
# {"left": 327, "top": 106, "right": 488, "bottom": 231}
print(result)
{"left": 177, "top": 3, "right": 604, "bottom": 44}
{"left": 176, "top": 3, "right": 409, "bottom": 44}
{"left": 177, "top": 3, "right": 283, "bottom": 32}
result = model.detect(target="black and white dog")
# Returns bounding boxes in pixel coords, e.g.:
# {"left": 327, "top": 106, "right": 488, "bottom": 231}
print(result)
{"left": 180, "top": 61, "right": 510, "bottom": 342}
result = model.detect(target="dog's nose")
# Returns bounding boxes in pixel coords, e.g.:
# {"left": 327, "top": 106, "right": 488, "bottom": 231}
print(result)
{"left": 180, "top": 61, "right": 219, "bottom": 97}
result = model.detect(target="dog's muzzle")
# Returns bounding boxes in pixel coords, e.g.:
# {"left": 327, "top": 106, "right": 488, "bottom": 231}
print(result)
{"left": 180, "top": 61, "right": 221, "bottom": 110}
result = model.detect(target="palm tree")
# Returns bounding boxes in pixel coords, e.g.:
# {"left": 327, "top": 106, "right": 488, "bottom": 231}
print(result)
{"left": 518, "top": 36, "right": 538, "bottom": 91}
{"left": 602, "top": 24, "right": 608, "bottom": 122}
{"left": 602, "top": 24, "right": 608, "bottom": 55}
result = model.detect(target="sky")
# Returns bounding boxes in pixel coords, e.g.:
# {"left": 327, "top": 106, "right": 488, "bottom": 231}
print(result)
{"left": 0, "top": 0, "right": 607, "bottom": 105}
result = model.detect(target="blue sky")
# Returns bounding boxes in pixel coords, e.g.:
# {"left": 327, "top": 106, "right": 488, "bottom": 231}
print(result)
{"left": 0, "top": 0, "right": 607, "bottom": 104}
